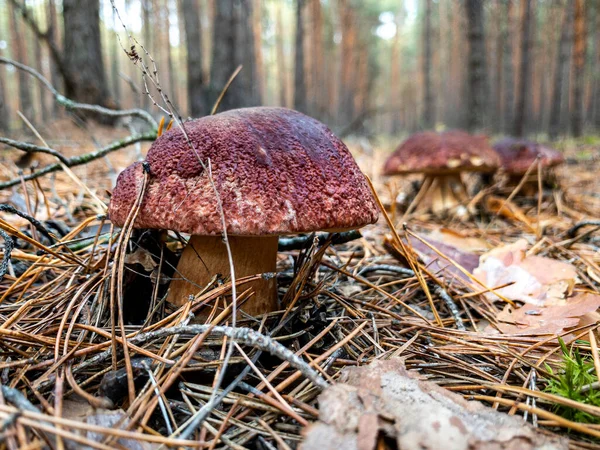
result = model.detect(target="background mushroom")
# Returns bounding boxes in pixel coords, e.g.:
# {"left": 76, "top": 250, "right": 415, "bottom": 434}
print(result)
{"left": 382, "top": 130, "right": 500, "bottom": 217}
{"left": 108, "top": 107, "right": 379, "bottom": 317}
{"left": 492, "top": 138, "right": 565, "bottom": 192}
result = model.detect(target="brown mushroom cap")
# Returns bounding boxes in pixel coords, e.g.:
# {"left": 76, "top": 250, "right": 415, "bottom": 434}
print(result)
{"left": 492, "top": 138, "right": 565, "bottom": 175}
{"left": 383, "top": 130, "right": 500, "bottom": 176}
{"left": 109, "top": 107, "right": 378, "bottom": 236}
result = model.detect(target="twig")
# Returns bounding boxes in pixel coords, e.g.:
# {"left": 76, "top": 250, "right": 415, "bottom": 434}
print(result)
{"left": 278, "top": 230, "right": 363, "bottom": 251}
{"left": 0, "top": 137, "right": 69, "bottom": 164}
{"left": 0, "top": 204, "right": 56, "bottom": 243}
{"left": 0, "top": 230, "right": 14, "bottom": 281}
{"left": 567, "top": 221, "right": 600, "bottom": 238}
{"left": 0, "top": 132, "right": 156, "bottom": 190}
{"left": 434, "top": 286, "right": 466, "bottom": 331}
{"left": 0, "top": 57, "right": 157, "bottom": 129}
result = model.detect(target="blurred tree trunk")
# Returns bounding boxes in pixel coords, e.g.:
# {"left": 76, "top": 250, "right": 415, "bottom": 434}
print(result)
{"left": 110, "top": 7, "right": 121, "bottom": 107}
{"left": 0, "top": 68, "right": 9, "bottom": 131}
{"left": 210, "top": 0, "right": 259, "bottom": 111}
{"left": 548, "top": 1, "right": 573, "bottom": 139}
{"left": 181, "top": 0, "right": 206, "bottom": 117}
{"left": 9, "top": 2, "right": 35, "bottom": 125}
{"left": 466, "top": 0, "right": 487, "bottom": 132}
{"left": 570, "top": 0, "right": 585, "bottom": 137}
{"left": 422, "top": 0, "right": 434, "bottom": 128}
{"left": 62, "top": 0, "right": 114, "bottom": 117}
{"left": 502, "top": 0, "right": 514, "bottom": 132}
{"left": 32, "top": 7, "right": 48, "bottom": 122}
{"left": 338, "top": 0, "right": 357, "bottom": 126}
{"left": 253, "top": 0, "right": 264, "bottom": 103}
{"left": 390, "top": 10, "right": 404, "bottom": 134}
{"left": 141, "top": 0, "right": 152, "bottom": 110}
{"left": 294, "top": 0, "right": 307, "bottom": 113}
{"left": 595, "top": 6, "right": 600, "bottom": 130}
{"left": 275, "top": 2, "right": 288, "bottom": 108}
{"left": 47, "top": 0, "right": 62, "bottom": 115}
{"left": 513, "top": 0, "right": 532, "bottom": 137}
{"left": 310, "top": 0, "right": 325, "bottom": 119}
{"left": 165, "top": 0, "right": 178, "bottom": 109}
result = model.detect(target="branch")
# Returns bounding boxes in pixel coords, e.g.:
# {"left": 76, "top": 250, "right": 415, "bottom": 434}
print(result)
{"left": 0, "top": 57, "right": 157, "bottom": 129}
{"left": 0, "top": 132, "right": 157, "bottom": 190}
{"left": 278, "top": 230, "right": 363, "bottom": 251}
{"left": 0, "top": 137, "right": 69, "bottom": 164}
{"left": 73, "top": 324, "right": 328, "bottom": 390}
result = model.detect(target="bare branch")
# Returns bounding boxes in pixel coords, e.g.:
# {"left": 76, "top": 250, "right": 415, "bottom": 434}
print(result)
{"left": 0, "top": 132, "right": 157, "bottom": 190}
{"left": 0, "top": 57, "right": 157, "bottom": 129}
{"left": 0, "top": 136, "right": 69, "bottom": 164}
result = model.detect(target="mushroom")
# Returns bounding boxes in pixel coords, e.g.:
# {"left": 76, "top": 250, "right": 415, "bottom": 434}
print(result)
{"left": 108, "top": 107, "right": 379, "bottom": 316}
{"left": 492, "top": 138, "right": 565, "bottom": 193}
{"left": 382, "top": 130, "right": 499, "bottom": 217}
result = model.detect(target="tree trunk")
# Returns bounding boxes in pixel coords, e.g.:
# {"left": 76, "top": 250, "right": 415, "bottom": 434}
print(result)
{"left": 47, "top": 0, "right": 62, "bottom": 115}
{"left": 310, "top": 0, "right": 325, "bottom": 119}
{"left": 181, "top": 0, "right": 206, "bottom": 117}
{"left": 0, "top": 66, "right": 9, "bottom": 131}
{"left": 548, "top": 1, "right": 573, "bottom": 139}
{"left": 466, "top": 0, "right": 487, "bottom": 132}
{"left": 253, "top": 0, "right": 264, "bottom": 103}
{"left": 570, "top": 0, "right": 585, "bottom": 137}
{"left": 9, "top": 2, "right": 35, "bottom": 126}
{"left": 32, "top": 6, "right": 48, "bottom": 123}
{"left": 294, "top": 0, "right": 307, "bottom": 113}
{"left": 110, "top": 7, "right": 122, "bottom": 107}
{"left": 275, "top": 2, "right": 288, "bottom": 108}
{"left": 595, "top": 5, "right": 600, "bottom": 131}
{"left": 141, "top": 0, "right": 152, "bottom": 111}
{"left": 422, "top": 0, "right": 434, "bottom": 128}
{"left": 390, "top": 10, "right": 404, "bottom": 134}
{"left": 165, "top": 0, "right": 179, "bottom": 109}
{"left": 338, "top": 0, "right": 357, "bottom": 127}
{"left": 62, "top": 0, "right": 115, "bottom": 118}
{"left": 210, "top": 0, "right": 259, "bottom": 111}
{"left": 513, "top": 0, "right": 532, "bottom": 137}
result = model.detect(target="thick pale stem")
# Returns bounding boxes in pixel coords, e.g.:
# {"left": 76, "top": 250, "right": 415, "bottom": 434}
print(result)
{"left": 167, "top": 235, "right": 279, "bottom": 316}
{"left": 427, "top": 174, "right": 470, "bottom": 217}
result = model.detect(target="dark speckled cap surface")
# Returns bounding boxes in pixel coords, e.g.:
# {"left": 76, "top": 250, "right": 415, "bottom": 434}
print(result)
{"left": 383, "top": 130, "right": 500, "bottom": 175}
{"left": 492, "top": 138, "right": 565, "bottom": 175}
{"left": 108, "top": 107, "right": 379, "bottom": 236}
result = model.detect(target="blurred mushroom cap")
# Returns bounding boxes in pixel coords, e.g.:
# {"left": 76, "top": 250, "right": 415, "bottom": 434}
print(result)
{"left": 108, "top": 107, "right": 379, "bottom": 236}
{"left": 383, "top": 130, "right": 500, "bottom": 176}
{"left": 492, "top": 138, "right": 565, "bottom": 175}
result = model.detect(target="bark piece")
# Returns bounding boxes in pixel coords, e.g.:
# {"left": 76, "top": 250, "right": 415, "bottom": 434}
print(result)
{"left": 301, "top": 359, "right": 567, "bottom": 450}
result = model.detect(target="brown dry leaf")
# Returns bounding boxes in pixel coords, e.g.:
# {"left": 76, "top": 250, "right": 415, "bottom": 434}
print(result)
{"left": 301, "top": 359, "right": 567, "bottom": 450}
{"left": 124, "top": 247, "right": 157, "bottom": 272}
{"left": 493, "top": 292, "right": 600, "bottom": 335}
{"left": 474, "top": 239, "right": 577, "bottom": 306}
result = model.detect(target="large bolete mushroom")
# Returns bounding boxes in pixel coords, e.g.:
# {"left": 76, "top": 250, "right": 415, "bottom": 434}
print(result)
{"left": 109, "top": 107, "right": 378, "bottom": 316}
{"left": 383, "top": 130, "right": 499, "bottom": 217}
{"left": 492, "top": 138, "right": 565, "bottom": 192}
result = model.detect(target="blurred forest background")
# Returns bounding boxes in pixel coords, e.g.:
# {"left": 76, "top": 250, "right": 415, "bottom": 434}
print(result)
{"left": 0, "top": 0, "right": 599, "bottom": 139}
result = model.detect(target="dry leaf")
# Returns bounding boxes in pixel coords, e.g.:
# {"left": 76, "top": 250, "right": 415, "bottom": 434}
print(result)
{"left": 474, "top": 239, "right": 577, "bottom": 306}
{"left": 493, "top": 292, "right": 600, "bottom": 335}
{"left": 301, "top": 359, "right": 567, "bottom": 450}
{"left": 124, "top": 247, "right": 157, "bottom": 272}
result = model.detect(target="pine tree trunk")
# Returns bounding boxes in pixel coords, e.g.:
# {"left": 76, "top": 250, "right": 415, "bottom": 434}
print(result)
{"left": 253, "top": 0, "right": 264, "bottom": 103}
{"left": 46, "top": 0, "right": 62, "bottom": 113}
{"left": 181, "top": 0, "right": 205, "bottom": 117}
{"left": 422, "top": 0, "right": 434, "bottom": 128}
{"left": 165, "top": 0, "right": 178, "bottom": 109}
{"left": 62, "top": 0, "right": 114, "bottom": 118}
{"left": 570, "top": 0, "right": 585, "bottom": 137}
{"left": 210, "top": 0, "right": 259, "bottom": 111}
{"left": 9, "top": 2, "right": 35, "bottom": 125}
{"left": 32, "top": 7, "right": 48, "bottom": 122}
{"left": 595, "top": 5, "right": 600, "bottom": 130}
{"left": 390, "top": 11, "right": 403, "bottom": 134}
{"left": 110, "top": 7, "right": 121, "bottom": 107}
{"left": 548, "top": 1, "right": 573, "bottom": 139}
{"left": 466, "top": 0, "right": 487, "bottom": 132}
{"left": 275, "top": 2, "right": 288, "bottom": 108}
{"left": 338, "top": 0, "right": 357, "bottom": 127}
{"left": 0, "top": 66, "right": 9, "bottom": 131}
{"left": 141, "top": 0, "right": 152, "bottom": 111}
{"left": 513, "top": 0, "right": 532, "bottom": 137}
{"left": 310, "top": 0, "right": 325, "bottom": 119}
{"left": 294, "top": 0, "right": 307, "bottom": 113}
{"left": 502, "top": 0, "right": 514, "bottom": 132}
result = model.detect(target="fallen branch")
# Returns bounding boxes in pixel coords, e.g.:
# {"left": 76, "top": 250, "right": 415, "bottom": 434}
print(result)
{"left": 0, "top": 57, "right": 157, "bottom": 129}
{"left": 278, "top": 231, "right": 362, "bottom": 251}
{"left": 0, "top": 132, "right": 157, "bottom": 190}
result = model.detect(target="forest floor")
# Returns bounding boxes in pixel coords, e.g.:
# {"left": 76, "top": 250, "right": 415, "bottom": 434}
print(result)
{"left": 0, "top": 122, "right": 599, "bottom": 449}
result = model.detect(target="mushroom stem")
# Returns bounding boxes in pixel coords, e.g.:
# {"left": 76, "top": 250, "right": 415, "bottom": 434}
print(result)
{"left": 167, "top": 235, "right": 279, "bottom": 316}
{"left": 426, "top": 174, "right": 470, "bottom": 217}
